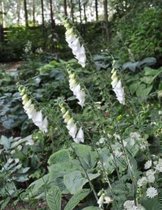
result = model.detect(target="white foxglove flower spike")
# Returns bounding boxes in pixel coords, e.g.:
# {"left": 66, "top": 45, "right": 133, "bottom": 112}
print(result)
{"left": 60, "top": 103, "right": 84, "bottom": 143}
{"left": 68, "top": 70, "right": 86, "bottom": 107}
{"left": 62, "top": 17, "right": 86, "bottom": 68}
{"left": 18, "top": 86, "right": 48, "bottom": 133}
{"left": 111, "top": 69, "right": 125, "bottom": 105}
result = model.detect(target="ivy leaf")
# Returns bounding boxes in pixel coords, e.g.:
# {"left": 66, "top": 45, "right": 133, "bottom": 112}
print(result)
{"left": 64, "top": 189, "right": 90, "bottom": 210}
{"left": 46, "top": 186, "right": 61, "bottom": 210}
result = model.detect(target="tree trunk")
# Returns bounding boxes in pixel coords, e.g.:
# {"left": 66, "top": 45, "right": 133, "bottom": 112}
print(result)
{"left": 78, "top": 0, "right": 82, "bottom": 23}
{"left": 49, "top": 0, "right": 55, "bottom": 29}
{"left": 24, "top": 0, "right": 28, "bottom": 27}
{"left": 32, "top": 0, "right": 36, "bottom": 26}
{"left": 83, "top": 4, "right": 87, "bottom": 23}
{"left": 103, "top": 0, "right": 110, "bottom": 41}
{"left": 41, "top": 0, "right": 45, "bottom": 27}
{"left": 64, "top": 0, "right": 68, "bottom": 16}
{"left": 95, "top": 0, "right": 98, "bottom": 21}
{"left": 17, "top": 0, "right": 21, "bottom": 25}
{"left": 70, "top": 0, "right": 74, "bottom": 22}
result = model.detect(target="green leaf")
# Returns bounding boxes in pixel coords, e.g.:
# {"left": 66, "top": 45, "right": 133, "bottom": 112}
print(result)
{"left": 64, "top": 171, "right": 99, "bottom": 194}
{"left": 0, "top": 197, "right": 10, "bottom": 210}
{"left": 142, "top": 197, "right": 162, "bottom": 210}
{"left": 72, "top": 143, "right": 98, "bottom": 169}
{"left": 136, "top": 84, "right": 152, "bottom": 99}
{"left": 48, "top": 149, "right": 71, "bottom": 165}
{"left": 64, "top": 189, "right": 90, "bottom": 210}
{"left": 28, "top": 174, "right": 49, "bottom": 198}
{"left": 82, "top": 207, "right": 100, "bottom": 210}
{"left": 46, "top": 186, "right": 61, "bottom": 210}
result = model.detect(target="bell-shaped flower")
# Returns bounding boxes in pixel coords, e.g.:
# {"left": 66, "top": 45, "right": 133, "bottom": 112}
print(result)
{"left": 19, "top": 86, "right": 48, "bottom": 133}
{"left": 63, "top": 17, "right": 86, "bottom": 68}
{"left": 68, "top": 71, "right": 86, "bottom": 107}
{"left": 60, "top": 104, "right": 84, "bottom": 143}
{"left": 111, "top": 70, "right": 125, "bottom": 105}
{"left": 75, "top": 127, "right": 84, "bottom": 143}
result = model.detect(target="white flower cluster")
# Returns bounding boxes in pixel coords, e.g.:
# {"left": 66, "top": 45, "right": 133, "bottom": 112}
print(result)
{"left": 97, "top": 190, "right": 113, "bottom": 208}
{"left": 124, "top": 200, "right": 145, "bottom": 210}
{"left": 19, "top": 87, "right": 48, "bottom": 133}
{"left": 111, "top": 69, "right": 125, "bottom": 105}
{"left": 60, "top": 104, "right": 84, "bottom": 143}
{"left": 146, "top": 187, "right": 158, "bottom": 198}
{"left": 155, "top": 158, "right": 162, "bottom": 172}
{"left": 63, "top": 17, "right": 86, "bottom": 68}
{"left": 137, "top": 159, "right": 159, "bottom": 199}
{"left": 68, "top": 71, "right": 86, "bottom": 107}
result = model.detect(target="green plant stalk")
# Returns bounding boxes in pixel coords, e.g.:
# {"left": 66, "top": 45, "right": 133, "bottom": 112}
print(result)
{"left": 70, "top": 144, "right": 98, "bottom": 202}
{"left": 119, "top": 137, "right": 137, "bottom": 205}
{"left": 85, "top": 88, "right": 121, "bottom": 180}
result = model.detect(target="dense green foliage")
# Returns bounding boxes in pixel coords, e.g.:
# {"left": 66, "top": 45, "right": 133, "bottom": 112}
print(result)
{"left": 0, "top": 1, "right": 162, "bottom": 209}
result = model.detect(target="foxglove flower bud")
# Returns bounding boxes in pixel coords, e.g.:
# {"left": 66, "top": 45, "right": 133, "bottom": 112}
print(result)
{"left": 111, "top": 69, "right": 125, "bottom": 105}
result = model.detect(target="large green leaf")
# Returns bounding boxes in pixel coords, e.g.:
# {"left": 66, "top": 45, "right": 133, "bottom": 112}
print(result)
{"left": 82, "top": 207, "right": 100, "bottom": 210}
{"left": 72, "top": 143, "right": 98, "bottom": 169}
{"left": 64, "top": 189, "right": 90, "bottom": 210}
{"left": 48, "top": 149, "right": 71, "bottom": 165}
{"left": 142, "top": 197, "right": 162, "bottom": 210}
{"left": 46, "top": 186, "right": 61, "bottom": 210}
{"left": 64, "top": 171, "right": 99, "bottom": 194}
{"left": 48, "top": 160, "right": 82, "bottom": 193}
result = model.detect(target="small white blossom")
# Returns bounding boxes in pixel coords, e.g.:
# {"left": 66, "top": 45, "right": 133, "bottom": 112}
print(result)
{"left": 144, "top": 160, "right": 152, "bottom": 170}
{"left": 123, "top": 200, "right": 137, "bottom": 210}
{"left": 137, "top": 177, "right": 148, "bottom": 187}
{"left": 146, "top": 187, "right": 158, "bottom": 198}
{"left": 146, "top": 169, "right": 155, "bottom": 183}
{"left": 111, "top": 69, "right": 125, "bottom": 105}
{"left": 155, "top": 158, "right": 162, "bottom": 172}
{"left": 97, "top": 191, "right": 112, "bottom": 208}
{"left": 124, "top": 200, "right": 145, "bottom": 210}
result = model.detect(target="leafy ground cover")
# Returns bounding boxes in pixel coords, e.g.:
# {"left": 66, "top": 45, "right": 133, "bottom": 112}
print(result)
{"left": 1, "top": 6, "right": 162, "bottom": 210}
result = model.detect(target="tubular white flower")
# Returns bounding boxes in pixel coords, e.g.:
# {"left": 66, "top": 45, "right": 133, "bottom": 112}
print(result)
{"left": 146, "top": 187, "right": 158, "bottom": 198}
{"left": 111, "top": 69, "right": 125, "bottom": 105}
{"left": 63, "top": 18, "right": 86, "bottom": 68}
{"left": 60, "top": 104, "right": 84, "bottom": 143}
{"left": 75, "top": 127, "right": 84, "bottom": 143}
{"left": 19, "top": 87, "right": 48, "bottom": 133}
{"left": 68, "top": 71, "right": 86, "bottom": 107}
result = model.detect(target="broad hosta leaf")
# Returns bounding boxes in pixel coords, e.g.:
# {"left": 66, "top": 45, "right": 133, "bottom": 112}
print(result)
{"left": 64, "top": 171, "right": 99, "bottom": 194}
{"left": 82, "top": 207, "right": 100, "bottom": 210}
{"left": 46, "top": 186, "right": 61, "bottom": 210}
{"left": 71, "top": 143, "right": 98, "bottom": 169}
{"left": 142, "top": 197, "right": 162, "bottom": 210}
{"left": 64, "top": 189, "right": 90, "bottom": 210}
{"left": 28, "top": 174, "right": 49, "bottom": 198}
{"left": 48, "top": 149, "right": 70, "bottom": 165}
